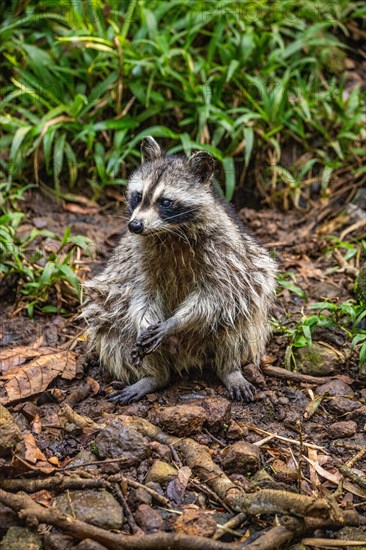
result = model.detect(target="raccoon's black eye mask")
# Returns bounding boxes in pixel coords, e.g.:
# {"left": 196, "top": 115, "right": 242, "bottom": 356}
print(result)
{"left": 129, "top": 192, "right": 142, "bottom": 210}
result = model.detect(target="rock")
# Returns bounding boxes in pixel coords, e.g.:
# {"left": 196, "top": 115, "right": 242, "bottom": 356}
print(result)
{"left": 75, "top": 540, "right": 108, "bottom": 550}
{"left": 134, "top": 487, "right": 153, "bottom": 506}
{"left": 134, "top": 504, "right": 164, "bottom": 533}
{"left": 315, "top": 379, "right": 354, "bottom": 397}
{"left": 0, "top": 404, "right": 22, "bottom": 457}
{"left": 66, "top": 450, "right": 97, "bottom": 470}
{"left": 271, "top": 459, "right": 298, "bottom": 482}
{"left": 226, "top": 421, "right": 247, "bottom": 440}
{"left": 175, "top": 508, "right": 217, "bottom": 537}
{"left": 145, "top": 460, "right": 178, "bottom": 485}
{"left": 327, "top": 397, "right": 361, "bottom": 415}
{"left": 221, "top": 441, "right": 261, "bottom": 474}
{"left": 43, "top": 532, "right": 75, "bottom": 550}
{"left": 158, "top": 405, "right": 207, "bottom": 436}
{"left": 328, "top": 421, "right": 357, "bottom": 439}
{"left": 54, "top": 489, "right": 123, "bottom": 530}
{"left": 295, "top": 343, "right": 342, "bottom": 376}
{"left": 242, "top": 363, "right": 266, "bottom": 387}
{"left": 94, "top": 419, "right": 151, "bottom": 464}
{"left": 199, "top": 397, "right": 231, "bottom": 433}
{"left": 0, "top": 527, "right": 42, "bottom": 550}
{"left": 149, "top": 441, "right": 172, "bottom": 462}
{"left": 252, "top": 468, "right": 276, "bottom": 486}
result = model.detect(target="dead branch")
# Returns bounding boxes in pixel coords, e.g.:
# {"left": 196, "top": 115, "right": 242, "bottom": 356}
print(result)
{"left": 0, "top": 475, "right": 107, "bottom": 493}
{"left": 0, "top": 488, "right": 244, "bottom": 550}
{"left": 262, "top": 365, "right": 332, "bottom": 385}
{"left": 119, "top": 415, "right": 359, "bottom": 525}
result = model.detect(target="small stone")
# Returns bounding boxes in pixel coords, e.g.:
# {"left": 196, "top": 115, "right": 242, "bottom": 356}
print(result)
{"left": 94, "top": 419, "right": 151, "bottom": 464}
{"left": 149, "top": 441, "right": 172, "bottom": 462}
{"left": 328, "top": 421, "right": 357, "bottom": 439}
{"left": 175, "top": 508, "right": 217, "bottom": 537}
{"left": 158, "top": 405, "right": 207, "bottom": 436}
{"left": 328, "top": 397, "right": 361, "bottom": 415}
{"left": 226, "top": 421, "right": 247, "bottom": 440}
{"left": 54, "top": 489, "right": 123, "bottom": 530}
{"left": 0, "top": 527, "right": 42, "bottom": 550}
{"left": 295, "top": 343, "right": 342, "bottom": 376}
{"left": 0, "top": 404, "right": 22, "bottom": 458}
{"left": 221, "top": 441, "right": 261, "bottom": 474}
{"left": 134, "top": 487, "right": 153, "bottom": 506}
{"left": 242, "top": 363, "right": 266, "bottom": 387}
{"left": 75, "top": 540, "right": 108, "bottom": 550}
{"left": 199, "top": 397, "right": 231, "bottom": 433}
{"left": 252, "top": 468, "right": 276, "bottom": 486}
{"left": 271, "top": 459, "right": 298, "bottom": 482}
{"left": 145, "top": 460, "right": 178, "bottom": 485}
{"left": 315, "top": 379, "right": 354, "bottom": 397}
{"left": 134, "top": 504, "right": 164, "bottom": 533}
{"left": 66, "top": 450, "right": 97, "bottom": 470}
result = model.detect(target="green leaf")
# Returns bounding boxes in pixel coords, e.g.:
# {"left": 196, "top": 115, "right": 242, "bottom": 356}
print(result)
{"left": 222, "top": 157, "right": 235, "bottom": 201}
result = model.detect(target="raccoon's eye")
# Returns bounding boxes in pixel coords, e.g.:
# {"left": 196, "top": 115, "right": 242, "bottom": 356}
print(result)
{"left": 159, "top": 198, "right": 173, "bottom": 208}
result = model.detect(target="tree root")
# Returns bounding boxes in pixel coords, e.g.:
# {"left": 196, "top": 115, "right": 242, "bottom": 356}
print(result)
{"left": 0, "top": 488, "right": 244, "bottom": 550}
{"left": 120, "top": 415, "right": 363, "bottom": 526}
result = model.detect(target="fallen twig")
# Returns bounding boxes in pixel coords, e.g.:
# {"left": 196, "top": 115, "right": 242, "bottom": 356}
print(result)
{"left": 302, "top": 538, "right": 366, "bottom": 548}
{"left": 0, "top": 488, "right": 245, "bottom": 550}
{"left": 262, "top": 365, "right": 332, "bottom": 385}
{"left": 213, "top": 512, "right": 246, "bottom": 540}
{"left": 239, "top": 423, "right": 324, "bottom": 451}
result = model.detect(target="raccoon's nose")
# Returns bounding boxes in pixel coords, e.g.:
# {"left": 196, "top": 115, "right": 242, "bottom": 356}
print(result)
{"left": 128, "top": 220, "right": 144, "bottom": 234}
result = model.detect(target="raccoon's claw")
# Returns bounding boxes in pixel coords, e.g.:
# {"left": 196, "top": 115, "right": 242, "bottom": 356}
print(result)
{"left": 131, "top": 344, "right": 144, "bottom": 367}
{"left": 108, "top": 387, "right": 140, "bottom": 405}
{"left": 135, "top": 323, "right": 165, "bottom": 356}
{"left": 228, "top": 380, "right": 255, "bottom": 402}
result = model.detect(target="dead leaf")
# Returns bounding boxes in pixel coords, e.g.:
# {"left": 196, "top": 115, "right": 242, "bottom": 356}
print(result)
{"left": 31, "top": 489, "right": 53, "bottom": 507}
{"left": 31, "top": 413, "right": 42, "bottom": 434}
{"left": 167, "top": 466, "right": 192, "bottom": 505}
{"left": 0, "top": 350, "right": 76, "bottom": 404}
{"left": 0, "top": 346, "right": 55, "bottom": 374}
{"left": 304, "top": 394, "right": 325, "bottom": 420}
{"left": 23, "top": 433, "right": 47, "bottom": 463}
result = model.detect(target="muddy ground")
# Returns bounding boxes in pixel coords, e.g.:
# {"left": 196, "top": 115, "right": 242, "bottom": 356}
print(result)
{"left": 0, "top": 190, "right": 365, "bottom": 550}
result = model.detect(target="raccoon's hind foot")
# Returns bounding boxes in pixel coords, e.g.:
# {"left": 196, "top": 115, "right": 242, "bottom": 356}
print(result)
{"left": 107, "top": 375, "right": 167, "bottom": 405}
{"left": 221, "top": 370, "right": 256, "bottom": 402}
{"left": 131, "top": 322, "right": 168, "bottom": 366}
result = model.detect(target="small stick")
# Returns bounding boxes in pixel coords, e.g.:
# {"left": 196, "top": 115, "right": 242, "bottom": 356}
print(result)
{"left": 339, "top": 466, "right": 366, "bottom": 490}
{"left": 239, "top": 423, "right": 324, "bottom": 451}
{"left": 113, "top": 482, "right": 143, "bottom": 535}
{"left": 203, "top": 429, "right": 226, "bottom": 448}
{"left": 108, "top": 475, "right": 171, "bottom": 508}
{"left": 302, "top": 538, "right": 366, "bottom": 548}
{"left": 61, "top": 457, "right": 130, "bottom": 471}
{"left": 213, "top": 512, "right": 246, "bottom": 540}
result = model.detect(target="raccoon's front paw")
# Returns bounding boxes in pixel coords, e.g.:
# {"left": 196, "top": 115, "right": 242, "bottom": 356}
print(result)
{"left": 132, "top": 323, "right": 166, "bottom": 363}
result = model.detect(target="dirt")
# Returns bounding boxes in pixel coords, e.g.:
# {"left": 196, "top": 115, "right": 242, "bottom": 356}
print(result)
{"left": 0, "top": 189, "right": 365, "bottom": 548}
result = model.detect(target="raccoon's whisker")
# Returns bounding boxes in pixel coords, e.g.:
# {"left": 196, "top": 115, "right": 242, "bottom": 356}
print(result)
{"left": 159, "top": 207, "right": 199, "bottom": 223}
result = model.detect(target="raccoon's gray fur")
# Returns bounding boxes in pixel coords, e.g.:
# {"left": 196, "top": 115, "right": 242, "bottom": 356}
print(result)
{"left": 81, "top": 136, "right": 277, "bottom": 404}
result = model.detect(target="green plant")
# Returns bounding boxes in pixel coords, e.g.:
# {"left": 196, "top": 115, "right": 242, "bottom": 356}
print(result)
{"left": 0, "top": 0, "right": 365, "bottom": 203}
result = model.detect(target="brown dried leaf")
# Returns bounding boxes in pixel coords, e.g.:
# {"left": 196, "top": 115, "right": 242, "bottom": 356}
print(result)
{"left": 23, "top": 433, "right": 47, "bottom": 463}
{"left": 0, "top": 346, "right": 55, "bottom": 374}
{"left": 167, "top": 466, "right": 192, "bottom": 505}
{"left": 31, "top": 413, "right": 42, "bottom": 434}
{"left": 0, "top": 350, "right": 76, "bottom": 404}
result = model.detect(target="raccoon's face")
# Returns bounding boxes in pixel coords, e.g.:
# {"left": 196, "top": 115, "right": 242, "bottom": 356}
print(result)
{"left": 127, "top": 136, "right": 215, "bottom": 236}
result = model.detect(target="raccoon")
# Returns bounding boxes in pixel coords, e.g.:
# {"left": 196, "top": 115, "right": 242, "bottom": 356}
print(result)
{"left": 82, "top": 136, "right": 277, "bottom": 404}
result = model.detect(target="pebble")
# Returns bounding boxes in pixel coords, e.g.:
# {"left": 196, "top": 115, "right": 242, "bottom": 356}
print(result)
{"left": 0, "top": 404, "right": 22, "bottom": 458}
{"left": 158, "top": 404, "right": 207, "bottom": 436}
{"left": 174, "top": 508, "right": 217, "bottom": 537}
{"left": 94, "top": 419, "right": 151, "bottom": 464}
{"left": 134, "top": 504, "right": 164, "bottom": 533}
{"left": 54, "top": 489, "right": 123, "bottom": 530}
{"left": 0, "top": 527, "right": 42, "bottom": 550}
{"left": 327, "top": 421, "right": 357, "bottom": 439}
{"left": 221, "top": 441, "right": 261, "bottom": 474}
{"left": 315, "top": 379, "right": 354, "bottom": 397}
{"left": 145, "top": 460, "right": 178, "bottom": 486}
{"left": 294, "top": 342, "right": 342, "bottom": 376}
{"left": 200, "top": 397, "right": 231, "bottom": 433}
{"left": 327, "top": 397, "right": 361, "bottom": 415}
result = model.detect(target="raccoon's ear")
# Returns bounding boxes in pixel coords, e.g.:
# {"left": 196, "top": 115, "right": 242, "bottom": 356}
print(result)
{"left": 187, "top": 151, "right": 215, "bottom": 184}
{"left": 140, "top": 136, "right": 162, "bottom": 163}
